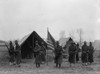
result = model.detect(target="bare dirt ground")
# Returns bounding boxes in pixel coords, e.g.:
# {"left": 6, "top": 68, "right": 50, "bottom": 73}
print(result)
{"left": 0, "top": 47, "right": 100, "bottom": 74}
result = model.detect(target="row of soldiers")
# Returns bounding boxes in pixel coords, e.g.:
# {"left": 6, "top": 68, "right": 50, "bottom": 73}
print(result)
{"left": 68, "top": 41, "right": 94, "bottom": 66}
{"left": 26, "top": 40, "right": 94, "bottom": 68}
{"left": 8, "top": 40, "right": 46, "bottom": 68}
{"left": 8, "top": 40, "right": 21, "bottom": 67}
{"left": 54, "top": 41, "right": 94, "bottom": 68}
{"left": 8, "top": 40, "right": 94, "bottom": 68}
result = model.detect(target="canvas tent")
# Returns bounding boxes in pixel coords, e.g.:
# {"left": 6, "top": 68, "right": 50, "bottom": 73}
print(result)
{"left": 60, "top": 37, "right": 73, "bottom": 56}
{"left": 59, "top": 37, "right": 73, "bottom": 48}
{"left": 19, "top": 31, "right": 47, "bottom": 59}
{"left": 0, "top": 40, "right": 6, "bottom": 47}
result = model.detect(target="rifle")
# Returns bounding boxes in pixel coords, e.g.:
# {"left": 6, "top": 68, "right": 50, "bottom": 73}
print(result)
{"left": 5, "top": 42, "right": 10, "bottom": 50}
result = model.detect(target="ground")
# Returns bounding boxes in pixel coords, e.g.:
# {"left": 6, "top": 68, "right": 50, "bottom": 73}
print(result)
{"left": 0, "top": 47, "right": 100, "bottom": 74}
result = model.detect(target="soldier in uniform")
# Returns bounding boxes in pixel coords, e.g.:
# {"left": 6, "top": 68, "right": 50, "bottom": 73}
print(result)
{"left": 15, "top": 40, "right": 21, "bottom": 67}
{"left": 9, "top": 41, "right": 15, "bottom": 65}
{"left": 76, "top": 43, "right": 80, "bottom": 63}
{"left": 68, "top": 42, "right": 77, "bottom": 67}
{"left": 34, "top": 41, "right": 42, "bottom": 68}
{"left": 81, "top": 41, "right": 88, "bottom": 66}
{"left": 88, "top": 42, "right": 94, "bottom": 64}
{"left": 41, "top": 42, "right": 46, "bottom": 63}
{"left": 54, "top": 41, "right": 63, "bottom": 68}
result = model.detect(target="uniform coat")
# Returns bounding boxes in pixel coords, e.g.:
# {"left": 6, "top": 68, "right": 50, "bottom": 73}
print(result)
{"left": 9, "top": 44, "right": 15, "bottom": 63}
{"left": 68, "top": 44, "right": 76, "bottom": 64}
{"left": 88, "top": 45, "right": 94, "bottom": 63}
{"left": 41, "top": 45, "right": 46, "bottom": 62}
{"left": 54, "top": 45, "right": 63, "bottom": 64}
{"left": 34, "top": 45, "right": 42, "bottom": 64}
{"left": 76, "top": 46, "right": 80, "bottom": 62}
{"left": 81, "top": 45, "right": 88, "bottom": 63}
{"left": 15, "top": 45, "right": 21, "bottom": 65}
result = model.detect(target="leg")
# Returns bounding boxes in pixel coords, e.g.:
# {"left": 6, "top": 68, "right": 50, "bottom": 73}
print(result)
{"left": 36, "top": 63, "right": 38, "bottom": 68}
{"left": 59, "top": 64, "right": 61, "bottom": 68}
{"left": 38, "top": 63, "right": 40, "bottom": 67}
{"left": 56, "top": 63, "right": 58, "bottom": 67}
{"left": 70, "top": 63, "right": 72, "bottom": 67}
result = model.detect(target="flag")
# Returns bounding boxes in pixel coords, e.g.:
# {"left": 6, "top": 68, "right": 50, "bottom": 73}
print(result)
{"left": 47, "top": 29, "right": 56, "bottom": 50}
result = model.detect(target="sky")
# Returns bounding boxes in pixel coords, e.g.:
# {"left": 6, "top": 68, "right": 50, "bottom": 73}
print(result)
{"left": 0, "top": 0, "right": 99, "bottom": 42}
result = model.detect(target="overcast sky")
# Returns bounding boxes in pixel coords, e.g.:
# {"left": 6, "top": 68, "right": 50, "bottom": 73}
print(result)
{"left": 0, "top": 0, "right": 99, "bottom": 41}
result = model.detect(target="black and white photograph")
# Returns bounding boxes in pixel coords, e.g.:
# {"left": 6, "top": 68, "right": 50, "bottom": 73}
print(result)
{"left": 0, "top": 0, "right": 99, "bottom": 74}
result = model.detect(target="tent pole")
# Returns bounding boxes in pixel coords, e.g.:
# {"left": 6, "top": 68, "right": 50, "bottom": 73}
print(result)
{"left": 46, "top": 48, "right": 48, "bottom": 66}
{"left": 33, "top": 36, "right": 34, "bottom": 59}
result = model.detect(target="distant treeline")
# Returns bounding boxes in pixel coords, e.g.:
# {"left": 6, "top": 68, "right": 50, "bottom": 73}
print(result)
{"left": 0, "top": 45, "right": 6, "bottom": 47}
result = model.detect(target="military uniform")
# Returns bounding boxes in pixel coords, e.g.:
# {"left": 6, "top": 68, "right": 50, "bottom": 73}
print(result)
{"left": 34, "top": 44, "right": 40, "bottom": 58}
{"left": 9, "top": 42, "right": 15, "bottom": 64}
{"left": 76, "top": 44, "right": 80, "bottom": 62}
{"left": 68, "top": 43, "right": 76, "bottom": 64}
{"left": 15, "top": 41, "right": 21, "bottom": 67}
{"left": 54, "top": 44, "right": 63, "bottom": 68}
{"left": 81, "top": 44, "right": 88, "bottom": 64}
{"left": 34, "top": 43, "right": 42, "bottom": 67}
{"left": 41, "top": 45, "right": 46, "bottom": 62}
{"left": 88, "top": 43, "right": 94, "bottom": 64}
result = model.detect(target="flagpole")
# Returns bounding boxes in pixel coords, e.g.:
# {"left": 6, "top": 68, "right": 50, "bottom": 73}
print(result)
{"left": 46, "top": 27, "right": 56, "bottom": 66}
{"left": 46, "top": 27, "right": 49, "bottom": 66}
{"left": 46, "top": 46, "right": 48, "bottom": 66}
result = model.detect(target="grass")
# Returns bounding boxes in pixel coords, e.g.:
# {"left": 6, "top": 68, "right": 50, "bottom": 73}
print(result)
{"left": 0, "top": 47, "right": 100, "bottom": 74}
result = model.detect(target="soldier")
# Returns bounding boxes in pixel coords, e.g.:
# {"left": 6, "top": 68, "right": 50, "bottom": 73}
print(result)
{"left": 68, "top": 42, "right": 76, "bottom": 67}
{"left": 88, "top": 42, "right": 94, "bottom": 64}
{"left": 15, "top": 40, "right": 21, "bottom": 67}
{"left": 41, "top": 42, "right": 46, "bottom": 63}
{"left": 76, "top": 43, "right": 80, "bottom": 63}
{"left": 54, "top": 41, "right": 63, "bottom": 68}
{"left": 9, "top": 41, "right": 15, "bottom": 65}
{"left": 34, "top": 41, "right": 41, "bottom": 68}
{"left": 81, "top": 41, "right": 88, "bottom": 66}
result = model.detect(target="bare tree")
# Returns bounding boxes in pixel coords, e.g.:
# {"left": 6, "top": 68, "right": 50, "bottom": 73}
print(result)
{"left": 77, "top": 28, "right": 83, "bottom": 48}
{"left": 59, "top": 30, "right": 66, "bottom": 38}
{"left": 69, "top": 30, "right": 75, "bottom": 40}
